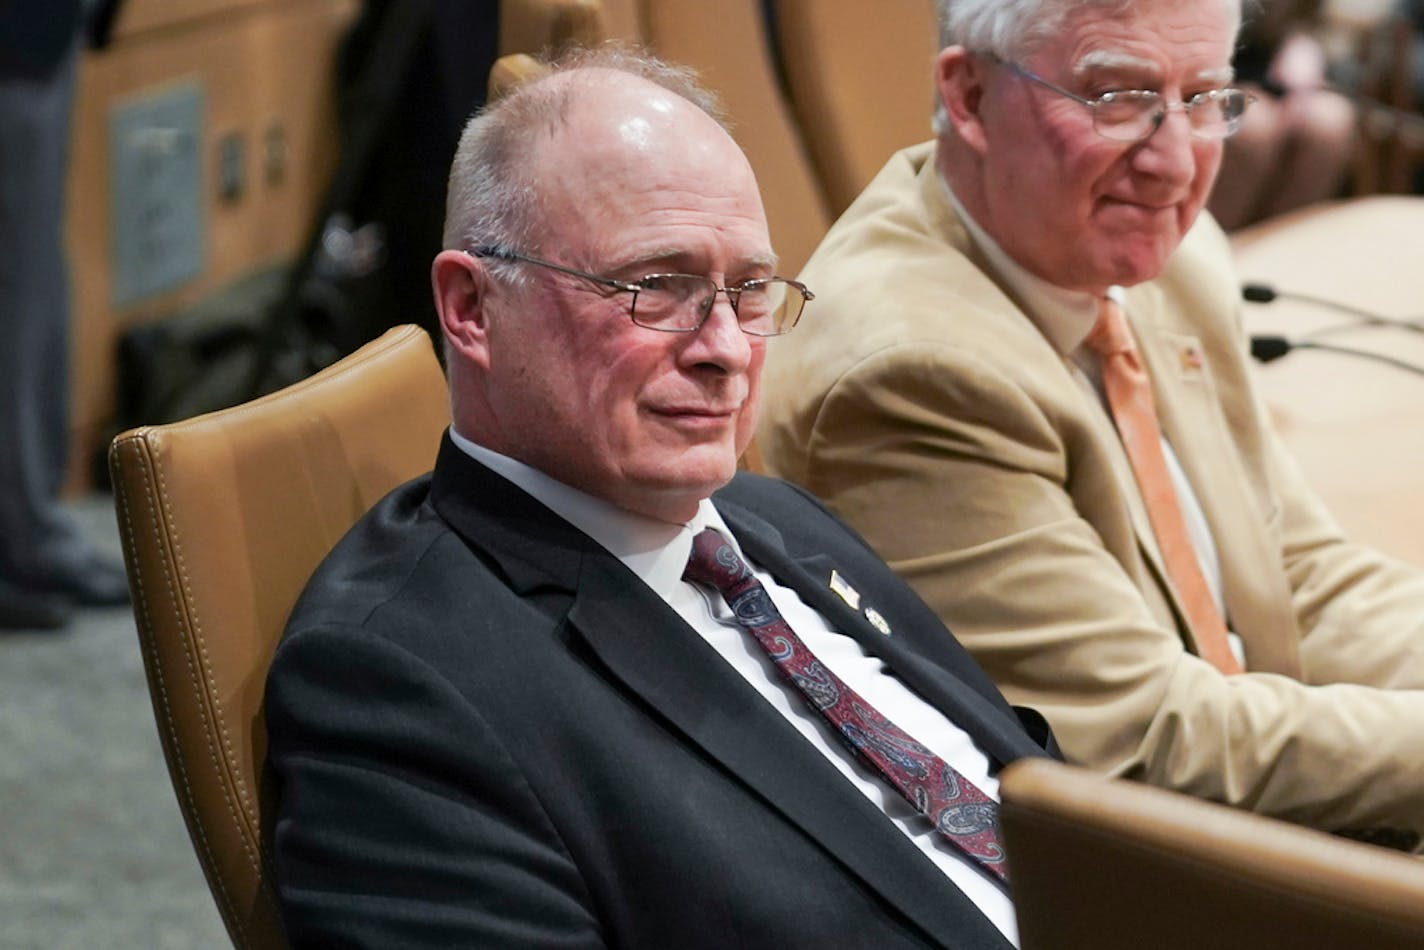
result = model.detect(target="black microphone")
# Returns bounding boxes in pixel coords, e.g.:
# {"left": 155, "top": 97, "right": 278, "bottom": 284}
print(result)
{"left": 1241, "top": 283, "right": 1424, "bottom": 335}
{"left": 1248, "top": 334, "right": 1424, "bottom": 377}
{"left": 1248, "top": 335, "right": 1292, "bottom": 363}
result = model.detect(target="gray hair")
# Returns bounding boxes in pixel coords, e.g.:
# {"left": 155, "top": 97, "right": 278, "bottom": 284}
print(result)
{"left": 931, "top": 0, "right": 1245, "bottom": 133}
{"left": 935, "top": 0, "right": 1137, "bottom": 61}
{"left": 441, "top": 43, "right": 727, "bottom": 283}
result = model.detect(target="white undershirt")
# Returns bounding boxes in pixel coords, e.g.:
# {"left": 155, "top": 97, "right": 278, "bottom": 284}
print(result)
{"left": 944, "top": 183, "right": 1245, "bottom": 668}
{"left": 450, "top": 430, "right": 1019, "bottom": 946}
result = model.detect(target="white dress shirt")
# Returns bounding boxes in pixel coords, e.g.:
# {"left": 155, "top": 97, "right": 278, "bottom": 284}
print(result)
{"left": 943, "top": 183, "right": 1245, "bottom": 669}
{"left": 449, "top": 429, "right": 1019, "bottom": 946}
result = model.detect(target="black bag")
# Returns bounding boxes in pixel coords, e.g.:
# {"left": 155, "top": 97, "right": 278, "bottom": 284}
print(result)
{"left": 248, "top": 0, "right": 498, "bottom": 396}
{"left": 113, "top": 0, "right": 498, "bottom": 432}
{"left": 114, "top": 267, "right": 285, "bottom": 429}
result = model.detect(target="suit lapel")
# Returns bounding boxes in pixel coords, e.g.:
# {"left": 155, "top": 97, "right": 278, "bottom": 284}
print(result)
{"left": 566, "top": 556, "right": 1009, "bottom": 948}
{"left": 432, "top": 440, "right": 1011, "bottom": 948}
{"left": 722, "top": 505, "right": 1047, "bottom": 769}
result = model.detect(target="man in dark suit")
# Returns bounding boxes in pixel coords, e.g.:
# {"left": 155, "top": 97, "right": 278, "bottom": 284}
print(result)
{"left": 266, "top": 47, "right": 1055, "bottom": 948}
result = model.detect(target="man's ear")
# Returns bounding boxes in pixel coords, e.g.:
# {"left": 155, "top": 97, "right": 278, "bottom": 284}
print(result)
{"left": 935, "top": 45, "right": 990, "bottom": 154}
{"left": 432, "top": 249, "right": 493, "bottom": 369}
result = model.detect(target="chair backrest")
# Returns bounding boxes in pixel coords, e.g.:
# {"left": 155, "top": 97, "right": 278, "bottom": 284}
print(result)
{"left": 499, "top": 0, "right": 611, "bottom": 57}
{"left": 489, "top": 51, "right": 550, "bottom": 101}
{"left": 770, "top": 0, "right": 939, "bottom": 216}
{"left": 999, "top": 758, "right": 1424, "bottom": 950}
{"left": 598, "top": 0, "right": 644, "bottom": 40}
{"left": 642, "top": 0, "right": 833, "bottom": 273}
{"left": 110, "top": 326, "right": 449, "bottom": 950}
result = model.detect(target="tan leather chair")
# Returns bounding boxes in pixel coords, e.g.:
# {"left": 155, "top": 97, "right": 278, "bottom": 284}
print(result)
{"left": 110, "top": 326, "right": 449, "bottom": 950}
{"left": 999, "top": 758, "right": 1424, "bottom": 949}
{"left": 770, "top": 0, "right": 939, "bottom": 216}
{"left": 500, "top": 0, "right": 611, "bottom": 58}
{"left": 642, "top": 0, "right": 833, "bottom": 273}
{"left": 489, "top": 51, "right": 550, "bottom": 101}
{"left": 492, "top": 0, "right": 609, "bottom": 102}
{"left": 598, "top": 0, "right": 643, "bottom": 40}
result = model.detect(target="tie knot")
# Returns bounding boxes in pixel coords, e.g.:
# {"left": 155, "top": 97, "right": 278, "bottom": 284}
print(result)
{"left": 1084, "top": 297, "right": 1136, "bottom": 357}
{"left": 683, "top": 528, "right": 750, "bottom": 593}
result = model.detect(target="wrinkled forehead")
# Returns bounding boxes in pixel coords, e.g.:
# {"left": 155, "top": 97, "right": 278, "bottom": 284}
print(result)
{"left": 1034, "top": 0, "right": 1239, "bottom": 75}
{"left": 1023, "top": 0, "right": 1238, "bottom": 52}
{"left": 938, "top": 0, "right": 1240, "bottom": 57}
{"left": 1068, "top": 48, "right": 1236, "bottom": 86}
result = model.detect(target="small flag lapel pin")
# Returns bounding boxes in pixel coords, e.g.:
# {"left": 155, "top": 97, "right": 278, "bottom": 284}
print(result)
{"left": 829, "top": 570, "right": 861, "bottom": 610}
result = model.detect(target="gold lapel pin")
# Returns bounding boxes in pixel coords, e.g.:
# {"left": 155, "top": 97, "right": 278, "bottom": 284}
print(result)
{"left": 864, "top": 607, "right": 891, "bottom": 636}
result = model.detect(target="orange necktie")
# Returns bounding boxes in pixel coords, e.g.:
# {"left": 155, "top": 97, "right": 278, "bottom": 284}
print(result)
{"left": 1084, "top": 298, "right": 1243, "bottom": 675}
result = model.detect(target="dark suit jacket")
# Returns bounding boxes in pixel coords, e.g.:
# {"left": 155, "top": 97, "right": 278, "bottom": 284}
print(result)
{"left": 266, "top": 435, "right": 1055, "bottom": 948}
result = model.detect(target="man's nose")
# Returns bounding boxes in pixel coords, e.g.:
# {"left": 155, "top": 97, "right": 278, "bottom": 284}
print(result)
{"left": 684, "top": 295, "right": 754, "bottom": 371}
{"left": 1132, "top": 106, "right": 1199, "bottom": 185}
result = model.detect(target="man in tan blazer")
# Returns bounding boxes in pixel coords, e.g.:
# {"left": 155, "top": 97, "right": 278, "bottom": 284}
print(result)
{"left": 759, "top": 0, "right": 1424, "bottom": 844}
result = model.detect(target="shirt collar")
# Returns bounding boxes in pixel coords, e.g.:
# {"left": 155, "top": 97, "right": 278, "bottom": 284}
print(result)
{"left": 449, "top": 428, "right": 740, "bottom": 600}
{"left": 939, "top": 177, "right": 1118, "bottom": 357}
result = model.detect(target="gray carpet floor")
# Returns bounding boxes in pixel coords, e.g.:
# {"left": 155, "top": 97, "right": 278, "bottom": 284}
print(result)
{"left": 0, "top": 496, "right": 229, "bottom": 949}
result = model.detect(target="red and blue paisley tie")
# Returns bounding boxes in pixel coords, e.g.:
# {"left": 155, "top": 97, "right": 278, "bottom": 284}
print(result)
{"left": 683, "top": 528, "right": 1008, "bottom": 883}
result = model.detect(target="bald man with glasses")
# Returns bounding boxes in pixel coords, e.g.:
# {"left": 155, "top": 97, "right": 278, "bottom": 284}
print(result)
{"left": 265, "top": 47, "right": 1058, "bottom": 948}
{"left": 760, "top": 0, "right": 1424, "bottom": 848}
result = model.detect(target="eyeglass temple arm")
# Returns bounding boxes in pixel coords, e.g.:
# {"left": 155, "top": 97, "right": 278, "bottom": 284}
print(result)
{"left": 468, "top": 245, "right": 640, "bottom": 293}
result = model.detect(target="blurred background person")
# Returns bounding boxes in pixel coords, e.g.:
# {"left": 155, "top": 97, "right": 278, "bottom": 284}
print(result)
{"left": 0, "top": 0, "right": 129, "bottom": 630}
{"left": 1399, "top": 0, "right": 1424, "bottom": 123}
{"left": 1208, "top": 0, "right": 1357, "bottom": 229}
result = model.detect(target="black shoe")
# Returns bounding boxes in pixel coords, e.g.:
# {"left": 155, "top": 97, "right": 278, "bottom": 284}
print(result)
{"left": 15, "top": 551, "right": 131, "bottom": 607}
{"left": 0, "top": 578, "right": 72, "bottom": 630}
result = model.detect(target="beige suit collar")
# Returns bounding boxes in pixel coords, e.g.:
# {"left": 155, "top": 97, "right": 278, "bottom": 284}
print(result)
{"left": 915, "top": 150, "right": 1006, "bottom": 306}
{"left": 938, "top": 177, "right": 1099, "bottom": 357}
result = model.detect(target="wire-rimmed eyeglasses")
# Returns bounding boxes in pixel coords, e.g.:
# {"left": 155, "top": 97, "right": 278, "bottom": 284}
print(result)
{"left": 470, "top": 246, "right": 813, "bottom": 337}
{"left": 991, "top": 57, "right": 1252, "bottom": 143}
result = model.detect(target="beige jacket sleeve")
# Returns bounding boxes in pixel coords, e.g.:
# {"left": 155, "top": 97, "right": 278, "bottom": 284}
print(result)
{"left": 1267, "top": 417, "right": 1424, "bottom": 690}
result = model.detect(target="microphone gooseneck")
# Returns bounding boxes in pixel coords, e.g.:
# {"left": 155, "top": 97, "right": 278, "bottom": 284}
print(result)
{"left": 1241, "top": 283, "right": 1424, "bottom": 335}
{"left": 1247, "top": 334, "right": 1424, "bottom": 377}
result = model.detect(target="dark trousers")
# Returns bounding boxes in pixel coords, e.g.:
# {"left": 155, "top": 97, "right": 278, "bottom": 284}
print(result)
{"left": 0, "top": 42, "right": 87, "bottom": 579}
